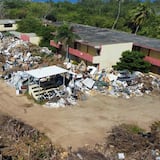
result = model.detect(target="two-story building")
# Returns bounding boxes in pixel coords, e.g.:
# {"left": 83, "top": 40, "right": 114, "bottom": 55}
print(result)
{"left": 50, "top": 23, "right": 160, "bottom": 74}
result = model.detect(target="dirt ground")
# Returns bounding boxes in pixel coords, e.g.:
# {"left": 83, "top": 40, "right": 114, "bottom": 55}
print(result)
{"left": 0, "top": 79, "right": 160, "bottom": 149}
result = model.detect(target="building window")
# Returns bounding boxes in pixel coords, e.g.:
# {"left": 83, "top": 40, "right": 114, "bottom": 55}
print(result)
{"left": 4, "top": 23, "right": 13, "bottom": 28}
{"left": 96, "top": 49, "right": 101, "bottom": 56}
{"left": 133, "top": 45, "right": 140, "bottom": 51}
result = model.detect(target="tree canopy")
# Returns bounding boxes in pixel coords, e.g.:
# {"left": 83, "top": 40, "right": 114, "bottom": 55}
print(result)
{"left": 17, "top": 16, "right": 43, "bottom": 34}
{"left": 17, "top": 15, "right": 56, "bottom": 49}
{"left": 54, "top": 23, "right": 79, "bottom": 46}
{"left": 2, "top": 0, "right": 160, "bottom": 39}
{"left": 128, "top": 3, "right": 154, "bottom": 34}
{"left": 113, "top": 50, "right": 151, "bottom": 73}
{"left": 54, "top": 22, "right": 79, "bottom": 59}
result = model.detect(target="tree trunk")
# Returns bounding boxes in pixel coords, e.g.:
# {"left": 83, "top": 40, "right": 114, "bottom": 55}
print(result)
{"left": 134, "top": 25, "right": 140, "bottom": 35}
{"left": 0, "top": 3, "right": 5, "bottom": 19}
{"left": 112, "top": 0, "right": 121, "bottom": 30}
{"left": 65, "top": 44, "right": 69, "bottom": 62}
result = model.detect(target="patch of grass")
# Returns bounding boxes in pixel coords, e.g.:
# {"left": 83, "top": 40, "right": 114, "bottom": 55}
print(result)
{"left": 121, "top": 124, "right": 145, "bottom": 134}
{"left": 71, "top": 60, "right": 78, "bottom": 65}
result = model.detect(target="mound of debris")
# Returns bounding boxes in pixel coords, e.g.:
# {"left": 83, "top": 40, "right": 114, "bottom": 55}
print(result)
{"left": 0, "top": 113, "right": 65, "bottom": 160}
{"left": 69, "top": 148, "right": 108, "bottom": 160}
{"left": 98, "top": 123, "right": 160, "bottom": 160}
{"left": 1, "top": 111, "right": 160, "bottom": 160}
{"left": 71, "top": 123, "right": 160, "bottom": 160}
{"left": 0, "top": 113, "right": 110, "bottom": 160}
{"left": 65, "top": 63, "right": 160, "bottom": 99}
{"left": 0, "top": 36, "right": 42, "bottom": 72}
{"left": 0, "top": 33, "right": 62, "bottom": 74}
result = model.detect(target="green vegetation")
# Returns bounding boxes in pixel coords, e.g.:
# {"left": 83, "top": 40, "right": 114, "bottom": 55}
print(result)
{"left": 17, "top": 15, "right": 56, "bottom": 49}
{"left": 113, "top": 50, "right": 151, "bottom": 73}
{"left": 54, "top": 23, "right": 79, "bottom": 45}
{"left": 54, "top": 22, "right": 79, "bottom": 59}
{"left": 17, "top": 16, "right": 42, "bottom": 33}
{"left": 1, "top": 0, "right": 160, "bottom": 39}
{"left": 128, "top": 3, "right": 155, "bottom": 34}
{"left": 120, "top": 124, "right": 145, "bottom": 134}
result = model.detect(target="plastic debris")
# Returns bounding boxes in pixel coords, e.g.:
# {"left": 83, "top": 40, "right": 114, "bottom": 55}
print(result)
{"left": 82, "top": 78, "right": 95, "bottom": 89}
{"left": 118, "top": 153, "right": 125, "bottom": 159}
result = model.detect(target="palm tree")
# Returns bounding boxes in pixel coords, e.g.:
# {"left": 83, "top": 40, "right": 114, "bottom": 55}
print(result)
{"left": 130, "top": 3, "right": 154, "bottom": 34}
{"left": 0, "top": 1, "right": 6, "bottom": 18}
{"left": 112, "top": 0, "right": 123, "bottom": 30}
{"left": 55, "top": 22, "right": 79, "bottom": 61}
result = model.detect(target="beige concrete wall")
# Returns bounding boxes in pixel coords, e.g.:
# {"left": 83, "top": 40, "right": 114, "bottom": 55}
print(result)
{"left": 0, "top": 24, "right": 17, "bottom": 31}
{"left": 30, "top": 36, "right": 41, "bottom": 45}
{"left": 93, "top": 42, "right": 133, "bottom": 70}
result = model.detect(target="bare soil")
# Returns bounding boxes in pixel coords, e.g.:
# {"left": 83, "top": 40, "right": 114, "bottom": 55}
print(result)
{"left": 0, "top": 79, "right": 160, "bottom": 149}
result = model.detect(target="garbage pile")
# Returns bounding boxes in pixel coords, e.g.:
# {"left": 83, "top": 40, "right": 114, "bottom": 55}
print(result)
{"left": 1, "top": 37, "right": 41, "bottom": 71}
{"left": 103, "top": 71, "right": 160, "bottom": 99}
{"left": 0, "top": 34, "right": 53, "bottom": 74}
{"left": 0, "top": 34, "right": 87, "bottom": 108}
{"left": 41, "top": 79, "right": 87, "bottom": 108}
{"left": 0, "top": 33, "right": 160, "bottom": 109}
{"left": 4, "top": 61, "right": 159, "bottom": 109}
{"left": 5, "top": 71, "right": 29, "bottom": 90}
{"left": 40, "top": 47, "right": 52, "bottom": 55}
{"left": 45, "top": 95, "right": 77, "bottom": 108}
{"left": 64, "top": 62, "right": 160, "bottom": 99}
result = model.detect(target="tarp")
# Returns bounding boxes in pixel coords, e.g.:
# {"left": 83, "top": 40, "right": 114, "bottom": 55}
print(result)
{"left": 26, "top": 65, "right": 68, "bottom": 79}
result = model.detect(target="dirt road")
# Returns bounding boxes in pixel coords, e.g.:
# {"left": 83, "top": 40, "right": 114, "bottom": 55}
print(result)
{"left": 0, "top": 79, "right": 160, "bottom": 149}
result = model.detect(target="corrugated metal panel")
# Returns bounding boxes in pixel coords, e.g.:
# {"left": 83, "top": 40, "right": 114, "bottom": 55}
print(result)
{"left": 26, "top": 65, "right": 68, "bottom": 79}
